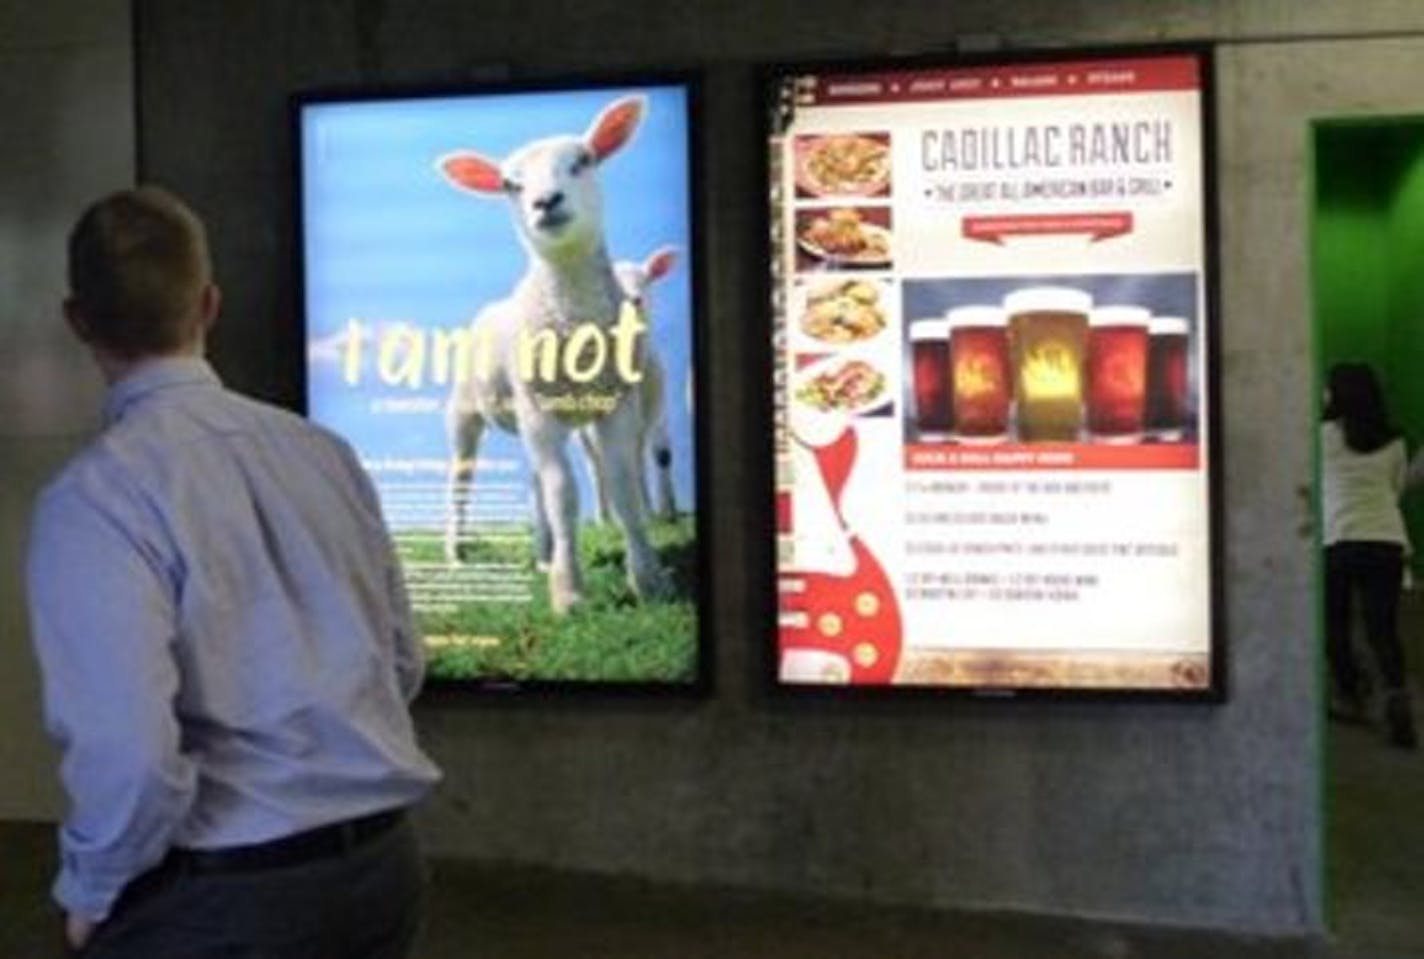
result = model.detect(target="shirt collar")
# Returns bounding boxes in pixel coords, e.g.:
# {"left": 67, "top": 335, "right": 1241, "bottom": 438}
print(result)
{"left": 104, "top": 356, "right": 222, "bottom": 425}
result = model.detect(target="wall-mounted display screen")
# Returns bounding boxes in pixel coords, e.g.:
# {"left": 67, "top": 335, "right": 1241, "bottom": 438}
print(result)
{"left": 296, "top": 78, "right": 704, "bottom": 690}
{"left": 766, "top": 48, "right": 1222, "bottom": 696}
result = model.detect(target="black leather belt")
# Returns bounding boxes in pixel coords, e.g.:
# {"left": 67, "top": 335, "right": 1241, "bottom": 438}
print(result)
{"left": 168, "top": 808, "right": 405, "bottom": 875}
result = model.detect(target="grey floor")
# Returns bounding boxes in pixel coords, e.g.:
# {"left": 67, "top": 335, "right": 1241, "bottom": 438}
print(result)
{"left": 3, "top": 601, "right": 1422, "bottom": 959}
{"left": 1330, "top": 718, "right": 1424, "bottom": 958}
{"left": 0, "top": 812, "right": 1415, "bottom": 959}
{"left": 1324, "top": 588, "right": 1424, "bottom": 959}
{"left": 0, "top": 819, "right": 1324, "bottom": 959}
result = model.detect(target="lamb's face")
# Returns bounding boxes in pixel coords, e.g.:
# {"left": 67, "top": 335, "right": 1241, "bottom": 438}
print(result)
{"left": 613, "top": 261, "right": 648, "bottom": 305}
{"left": 614, "top": 247, "right": 676, "bottom": 307}
{"left": 437, "top": 96, "right": 645, "bottom": 263}
{"left": 502, "top": 135, "right": 604, "bottom": 258}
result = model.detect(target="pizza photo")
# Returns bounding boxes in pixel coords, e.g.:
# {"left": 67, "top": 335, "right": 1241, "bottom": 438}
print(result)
{"left": 794, "top": 133, "right": 892, "bottom": 198}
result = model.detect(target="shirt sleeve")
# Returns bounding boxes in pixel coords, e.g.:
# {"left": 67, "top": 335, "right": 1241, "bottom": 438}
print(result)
{"left": 25, "top": 482, "right": 197, "bottom": 921}
{"left": 388, "top": 547, "right": 427, "bottom": 703}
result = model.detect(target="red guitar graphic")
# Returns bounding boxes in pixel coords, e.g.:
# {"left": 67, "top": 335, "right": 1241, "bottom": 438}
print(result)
{"left": 778, "top": 426, "right": 903, "bottom": 684}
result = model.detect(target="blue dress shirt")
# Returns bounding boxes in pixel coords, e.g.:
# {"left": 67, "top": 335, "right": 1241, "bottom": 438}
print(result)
{"left": 26, "top": 357, "right": 441, "bottom": 921}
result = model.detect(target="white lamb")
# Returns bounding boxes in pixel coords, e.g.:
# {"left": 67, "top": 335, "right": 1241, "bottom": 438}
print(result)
{"left": 436, "top": 95, "right": 665, "bottom": 614}
{"left": 578, "top": 245, "right": 679, "bottom": 526}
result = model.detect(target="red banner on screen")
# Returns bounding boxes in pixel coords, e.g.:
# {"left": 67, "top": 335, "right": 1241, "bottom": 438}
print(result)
{"left": 963, "top": 212, "right": 1135, "bottom": 244}
{"left": 793, "top": 57, "right": 1200, "bottom": 107}
{"left": 904, "top": 443, "right": 1200, "bottom": 471}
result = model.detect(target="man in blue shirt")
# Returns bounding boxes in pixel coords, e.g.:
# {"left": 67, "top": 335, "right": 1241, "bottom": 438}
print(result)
{"left": 26, "top": 186, "right": 441, "bottom": 957}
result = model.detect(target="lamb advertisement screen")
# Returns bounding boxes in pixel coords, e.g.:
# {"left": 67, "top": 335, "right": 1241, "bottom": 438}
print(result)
{"left": 297, "top": 79, "right": 703, "bottom": 690}
{"left": 766, "top": 48, "right": 1222, "bottom": 697}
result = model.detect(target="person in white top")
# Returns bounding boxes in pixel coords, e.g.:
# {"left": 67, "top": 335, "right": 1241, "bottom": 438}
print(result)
{"left": 1320, "top": 362, "right": 1417, "bottom": 749}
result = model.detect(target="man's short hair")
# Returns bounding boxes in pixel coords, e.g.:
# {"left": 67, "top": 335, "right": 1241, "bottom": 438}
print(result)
{"left": 67, "top": 186, "right": 212, "bottom": 359}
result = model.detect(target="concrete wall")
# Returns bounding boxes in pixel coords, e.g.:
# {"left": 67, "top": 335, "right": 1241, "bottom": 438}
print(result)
{"left": 3, "top": 0, "right": 1408, "bottom": 937}
{"left": 0, "top": 1, "right": 134, "bottom": 821}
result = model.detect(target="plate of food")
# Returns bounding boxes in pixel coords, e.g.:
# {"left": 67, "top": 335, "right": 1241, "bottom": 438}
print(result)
{"left": 791, "top": 354, "right": 890, "bottom": 417}
{"left": 798, "top": 278, "right": 888, "bottom": 345}
{"left": 797, "top": 208, "right": 892, "bottom": 268}
{"left": 795, "top": 133, "right": 891, "bottom": 198}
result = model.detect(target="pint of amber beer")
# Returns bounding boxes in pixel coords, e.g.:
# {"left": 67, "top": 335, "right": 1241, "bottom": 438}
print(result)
{"left": 1005, "top": 287, "right": 1091, "bottom": 442}
{"left": 1087, "top": 305, "right": 1150, "bottom": 443}
{"left": 946, "top": 306, "right": 1010, "bottom": 442}
{"left": 1146, "top": 316, "right": 1190, "bottom": 439}
{"left": 909, "top": 318, "right": 952, "bottom": 439}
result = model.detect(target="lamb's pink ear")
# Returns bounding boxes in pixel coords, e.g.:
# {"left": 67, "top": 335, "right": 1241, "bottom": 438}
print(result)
{"left": 437, "top": 151, "right": 505, "bottom": 193}
{"left": 644, "top": 245, "right": 678, "bottom": 283}
{"left": 586, "top": 96, "right": 646, "bottom": 162}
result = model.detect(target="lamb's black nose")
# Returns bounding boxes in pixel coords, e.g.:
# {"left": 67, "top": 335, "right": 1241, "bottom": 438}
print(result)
{"left": 532, "top": 191, "right": 564, "bottom": 213}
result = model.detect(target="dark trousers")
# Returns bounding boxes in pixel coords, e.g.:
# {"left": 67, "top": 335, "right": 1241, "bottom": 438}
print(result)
{"left": 81, "top": 818, "right": 425, "bottom": 959}
{"left": 1324, "top": 541, "right": 1408, "bottom": 697}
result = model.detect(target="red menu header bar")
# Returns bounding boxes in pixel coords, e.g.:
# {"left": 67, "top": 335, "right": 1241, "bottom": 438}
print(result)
{"left": 792, "top": 56, "right": 1200, "bottom": 107}
{"left": 904, "top": 443, "right": 1201, "bottom": 471}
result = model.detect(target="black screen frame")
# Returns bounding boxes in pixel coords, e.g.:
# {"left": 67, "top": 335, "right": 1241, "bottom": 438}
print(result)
{"left": 290, "top": 70, "right": 714, "bottom": 698}
{"left": 756, "top": 43, "right": 1226, "bottom": 703}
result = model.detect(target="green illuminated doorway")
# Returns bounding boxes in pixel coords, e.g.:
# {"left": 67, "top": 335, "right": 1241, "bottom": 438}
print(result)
{"left": 1311, "top": 115, "right": 1424, "bottom": 953}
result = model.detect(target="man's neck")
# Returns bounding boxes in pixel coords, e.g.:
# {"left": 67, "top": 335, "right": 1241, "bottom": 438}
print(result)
{"left": 96, "top": 345, "right": 205, "bottom": 387}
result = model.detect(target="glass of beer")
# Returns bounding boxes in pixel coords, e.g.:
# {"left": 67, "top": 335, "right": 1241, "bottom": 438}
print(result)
{"left": 1146, "top": 316, "right": 1190, "bottom": 440}
{"left": 909, "top": 318, "right": 952, "bottom": 440}
{"left": 947, "top": 306, "right": 1010, "bottom": 443}
{"left": 1005, "top": 287, "right": 1091, "bottom": 442}
{"left": 1087, "top": 305, "right": 1150, "bottom": 443}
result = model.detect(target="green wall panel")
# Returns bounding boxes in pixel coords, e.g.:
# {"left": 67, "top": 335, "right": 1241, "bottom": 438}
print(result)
{"left": 1314, "top": 120, "right": 1424, "bottom": 572}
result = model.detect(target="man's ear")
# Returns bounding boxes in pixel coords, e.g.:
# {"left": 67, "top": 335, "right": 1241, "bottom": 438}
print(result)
{"left": 63, "top": 297, "right": 94, "bottom": 344}
{"left": 198, "top": 283, "right": 221, "bottom": 334}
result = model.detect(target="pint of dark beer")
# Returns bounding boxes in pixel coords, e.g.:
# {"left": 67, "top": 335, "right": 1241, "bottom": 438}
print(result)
{"left": 910, "top": 318, "right": 952, "bottom": 440}
{"left": 1146, "top": 316, "right": 1190, "bottom": 440}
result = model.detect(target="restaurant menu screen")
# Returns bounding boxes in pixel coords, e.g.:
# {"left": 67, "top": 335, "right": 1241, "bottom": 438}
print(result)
{"left": 767, "top": 49, "right": 1221, "bottom": 695}
{"left": 298, "top": 79, "right": 703, "bottom": 690}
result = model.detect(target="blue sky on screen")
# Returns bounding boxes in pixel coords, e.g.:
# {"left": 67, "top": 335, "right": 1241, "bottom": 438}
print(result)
{"left": 301, "top": 84, "right": 695, "bottom": 521}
